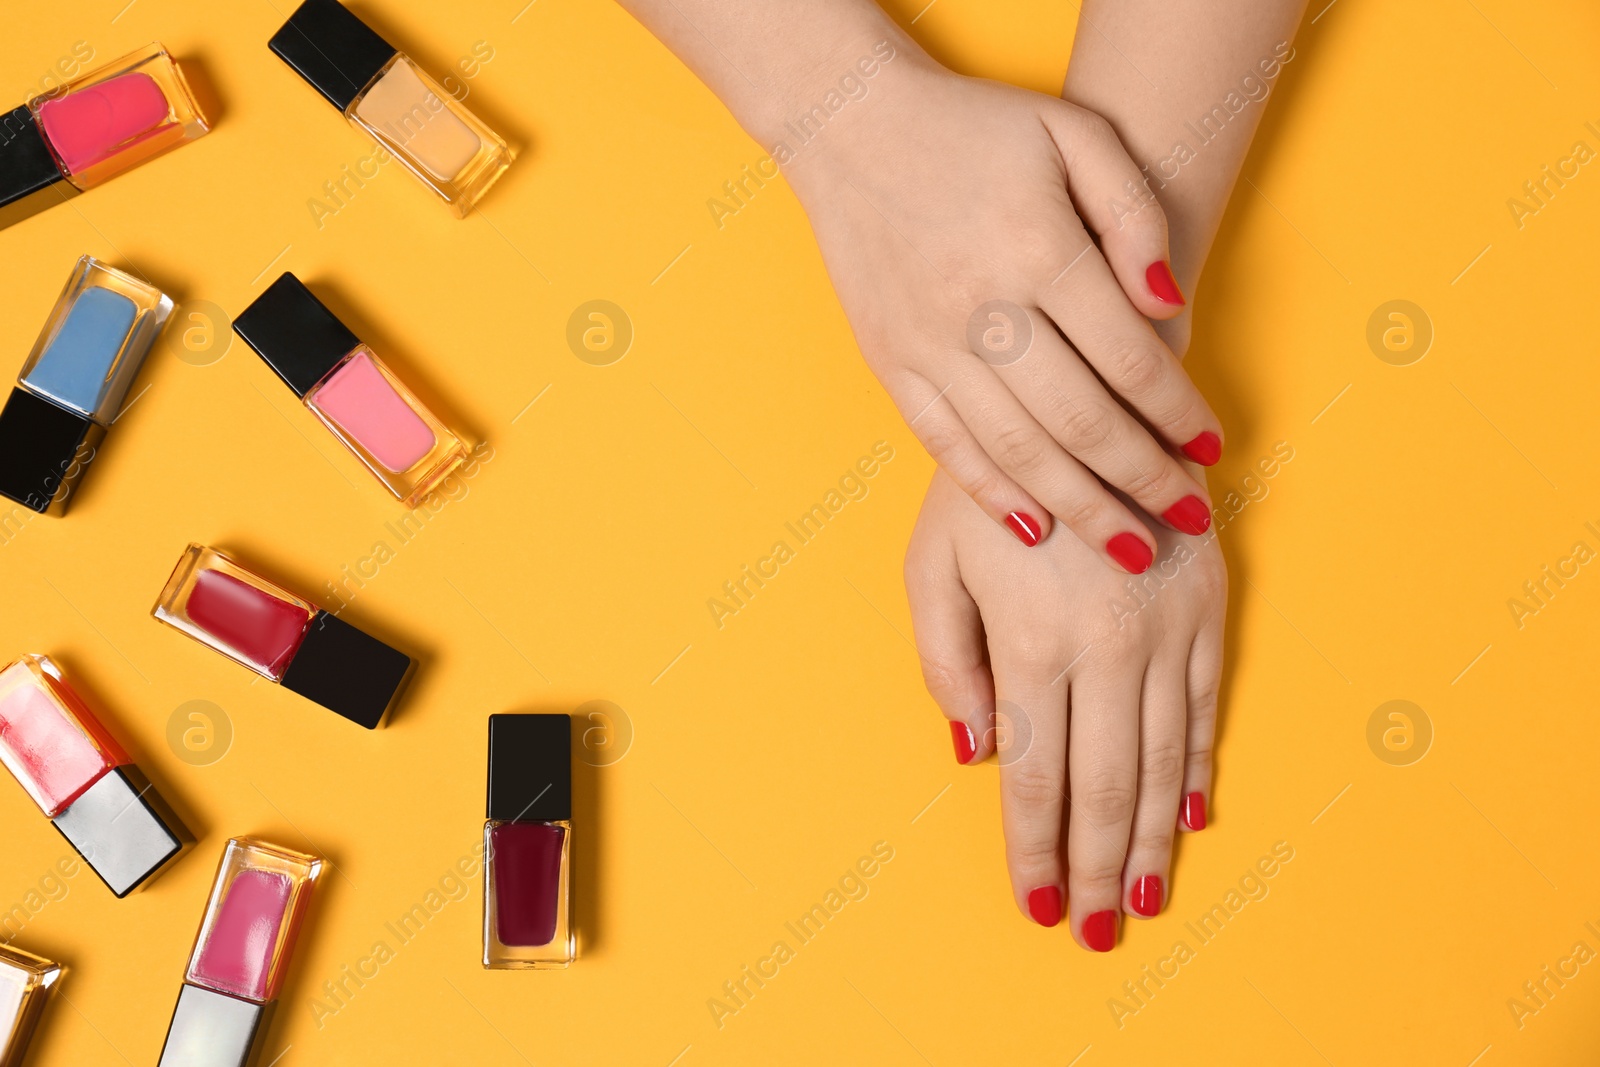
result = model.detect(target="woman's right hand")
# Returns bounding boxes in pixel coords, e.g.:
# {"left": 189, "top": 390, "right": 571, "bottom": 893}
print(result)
{"left": 905, "top": 468, "right": 1226, "bottom": 948}
{"left": 784, "top": 46, "right": 1221, "bottom": 571}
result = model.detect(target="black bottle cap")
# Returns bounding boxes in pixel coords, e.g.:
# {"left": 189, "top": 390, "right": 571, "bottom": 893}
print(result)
{"left": 232, "top": 273, "right": 360, "bottom": 398}
{"left": 0, "top": 105, "right": 75, "bottom": 231}
{"left": 281, "top": 611, "right": 412, "bottom": 729}
{"left": 0, "top": 388, "right": 105, "bottom": 515}
{"left": 488, "top": 714, "right": 571, "bottom": 822}
{"left": 268, "top": 0, "right": 397, "bottom": 113}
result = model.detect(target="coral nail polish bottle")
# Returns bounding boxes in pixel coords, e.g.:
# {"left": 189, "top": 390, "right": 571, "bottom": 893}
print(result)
{"left": 0, "top": 255, "right": 171, "bottom": 515}
{"left": 484, "top": 714, "right": 574, "bottom": 969}
{"left": 0, "top": 944, "right": 59, "bottom": 1067}
{"left": 232, "top": 272, "right": 467, "bottom": 508}
{"left": 152, "top": 543, "right": 414, "bottom": 729}
{"left": 158, "top": 837, "right": 322, "bottom": 1067}
{"left": 0, "top": 43, "right": 209, "bottom": 229}
{"left": 268, "top": 0, "right": 512, "bottom": 216}
{"left": 0, "top": 654, "right": 190, "bottom": 895}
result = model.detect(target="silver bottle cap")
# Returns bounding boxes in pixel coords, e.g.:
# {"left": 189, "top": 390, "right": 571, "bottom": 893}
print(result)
{"left": 52, "top": 765, "right": 187, "bottom": 897}
{"left": 158, "top": 984, "right": 275, "bottom": 1067}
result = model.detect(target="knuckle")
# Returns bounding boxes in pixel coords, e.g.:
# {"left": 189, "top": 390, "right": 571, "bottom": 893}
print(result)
{"left": 1005, "top": 764, "right": 1065, "bottom": 810}
{"left": 1057, "top": 399, "right": 1119, "bottom": 452}
{"left": 1010, "top": 834, "right": 1063, "bottom": 872}
{"left": 918, "top": 653, "right": 978, "bottom": 702}
{"left": 916, "top": 417, "right": 966, "bottom": 463}
{"left": 1141, "top": 737, "right": 1187, "bottom": 790}
{"left": 1185, "top": 737, "right": 1214, "bottom": 776}
{"left": 1105, "top": 340, "right": 1169, "bottom": 400}
{"left": 1077, "top": 109, "right": 1117, "bottom": 146}
{"left": 1048, "top": 491, "right": 1107, "bottom": 538}
{"left": 1119, "top": 461, "right": 1180, "bottom": 504}
{"left": 1012, "top": 228, "right": 1066, "bottom": 278}
{"left": 1193, "top": 560, "right": 1229, "bottom": 601}
{"left": 949, "top": 271, "right": 993, "bottom": 318}
{"left": 1071, "top": 854, "right": 1125, "bottom": 893}
{"left": 1080, "top": 613, "right": 1153, "bottom": 659}
{"left": 1187, "top": 675, "right": 1221, "bottom": 716}
{"left": 1077, "top": 773, "right": 1137, "bottom": 823}
{"left": 960, "top": 466, "right": 1005, "bottom": 511}
{"left": 991, "top": 422, "right": 1050, "bottom": 478}
{"left": 1008, "top": 630, "right": 1069, "bottom": 676}
{"left": 1131, "top": 822, "right": 1176, "bottom": 859}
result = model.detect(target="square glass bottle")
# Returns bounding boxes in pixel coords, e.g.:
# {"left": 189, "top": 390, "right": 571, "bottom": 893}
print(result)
{"left": 232, "top": 273, "right": 466, "bottom": 508}
{"left": 269, "top": 0, "right": 512, "bottom": 216}
{"left": 0, "top": 43, "right": 210, "bottom": 230}
{"left": 0, "top": 255, "right": 171, "bottom": 515}
{"left": 152, "top": 543, "right": 414, "bottom": 729}
{"left": 484, "top": 714, "right": 574, "bottom": 969}
{"left": 158, "top": 837, "right": 321, "bottom": 1067}
{"left": 28, "top": 43, "right": 209, "bottom": 191}
{"left": 0, "top": 653, "right": 190, "bottom": 896}
{"left": 0, "top": 944, "right": 59, "bottom": 1067}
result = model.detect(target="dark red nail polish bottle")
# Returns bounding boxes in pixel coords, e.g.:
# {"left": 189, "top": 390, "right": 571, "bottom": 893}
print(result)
{"left": 484, "top": 714, "right": 574, "bottom": 969}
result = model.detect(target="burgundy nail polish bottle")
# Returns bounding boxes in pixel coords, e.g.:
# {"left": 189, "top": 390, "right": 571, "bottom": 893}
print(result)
{"left": 484, "top": 714, "right": 574, "bottom": 969}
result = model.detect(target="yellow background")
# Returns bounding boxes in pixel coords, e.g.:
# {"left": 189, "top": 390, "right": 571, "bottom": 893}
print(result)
{"left": 1, "top": 0, "right": 1598, "bottom": 1063}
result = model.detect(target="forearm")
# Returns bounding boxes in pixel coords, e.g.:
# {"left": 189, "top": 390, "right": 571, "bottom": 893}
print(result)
{"left": 1063, "top": 0, "right": 1308, "bottom": 299}
{"left": 613, "top": 0, "right": 921, "bottom": 147}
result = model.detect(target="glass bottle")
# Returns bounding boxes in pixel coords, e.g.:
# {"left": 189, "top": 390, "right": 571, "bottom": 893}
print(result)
{"left": 484, "top": 714, "right": 575, "bottom": 968}
{"left": 232, "top": 272, "right": 466, "bottom": 508}
{"left": 269, "top": 0, "right": 512, "bottom": 216}
{"left": 158, "top": 838, "right": 321, "bottom": 1067}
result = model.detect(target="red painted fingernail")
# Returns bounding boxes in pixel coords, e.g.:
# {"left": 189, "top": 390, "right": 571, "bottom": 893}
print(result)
{"left": 1005, "top": 511, "right": 1042, "bottom": 546}
{"left": 950, "top": 721, "right": 977, "bottom": 765}
{"left": 1082, "top": 909, "right": 1118, "bottom": 952}
{"left": 1027, "top": 886, "right": 1063, "bottom": 927}
{"left": 1130, "top": 875, "right": 1163, "bottom": 917}
{"left": 1181, "top": 431, "right": 1222, "bottom": 466}
{"left": 1105, "top": 533, "right": 1153, "bottom": 574}
{"left": 1182, "top": 792, "right": 1207, "bottom": 831}
{"left": 1146, "top": 260, "right": 1185, "bottom": 306}
{"left": 1162, "top": 495, "right": 1212, "bottom": 536}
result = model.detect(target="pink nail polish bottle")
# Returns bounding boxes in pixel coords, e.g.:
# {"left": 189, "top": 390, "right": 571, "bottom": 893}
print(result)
{"left": 0, "top": 653, "right": 190, "bottom": 896}
{"left": 0, "top": 44, "right": 210, "bottom": 229}
{"left": 159, "top": 838, "right": 321, "bottom": 1067}
{"left": 232, "top": 273, "right": 467, "bottom": 507}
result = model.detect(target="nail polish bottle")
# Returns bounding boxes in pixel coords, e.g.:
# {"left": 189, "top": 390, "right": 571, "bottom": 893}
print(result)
{"left": 158, "top": 837, "right": 321, "bottom": 1067}
{"left": 152, "top": 543, "right": 414, "bottom": 729}
{"left": 232, "top": 273, "right": 467, "bottom": 508}
{"left": 0, "top": 255, "right": 171, "bottom": 515}
{"left": 268, "top": 0, "right": 512, "bottom": 216}
{"left": 0, "top": 944, "right": 59, "bottom": 1067}
{"left": 0, "top": 654, "right": 189, "bottom": 896}
{"left": 484, "top": 714, "right": 574, "bottom": 969}
{"left": 0, "top": 44, "right": 209, "bottom": 229}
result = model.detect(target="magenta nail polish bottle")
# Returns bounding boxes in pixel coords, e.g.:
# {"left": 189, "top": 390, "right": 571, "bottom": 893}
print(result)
{"left": 484, "top": 714, "right": 573, "bottom": 968}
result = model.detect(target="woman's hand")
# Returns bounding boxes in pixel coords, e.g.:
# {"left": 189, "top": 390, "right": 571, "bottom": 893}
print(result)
{"left": 904, "top": 468, "right": 1225, "bottom": 949}
{"left": 785, "top": 54, "right": 1221, "bottom": 569}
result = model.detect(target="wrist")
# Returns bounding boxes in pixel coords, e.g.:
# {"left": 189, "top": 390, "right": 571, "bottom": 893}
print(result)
{"left": 737, "top": 27, "right": 942, "bottom": 174}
